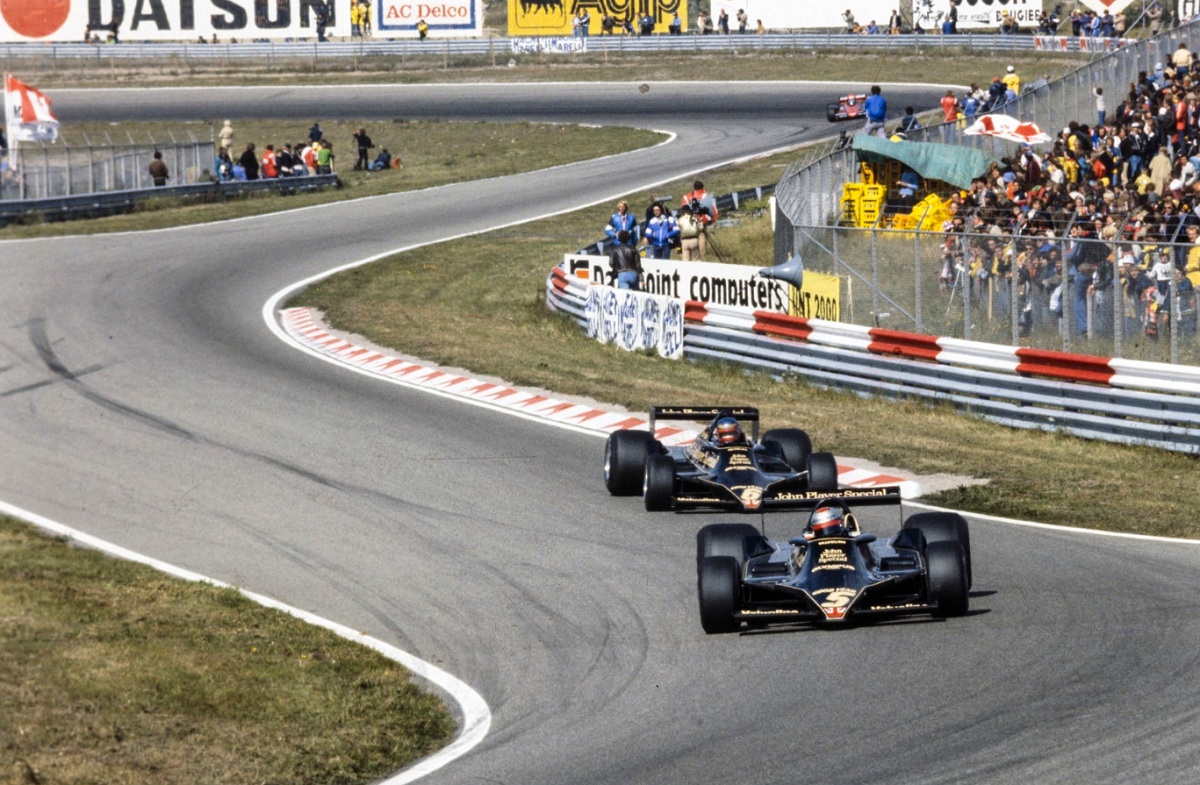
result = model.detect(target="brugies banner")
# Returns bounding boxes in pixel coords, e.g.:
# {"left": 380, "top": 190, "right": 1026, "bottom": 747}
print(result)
{"left": 0, "top": 0, "right": 481, "bottom": 41}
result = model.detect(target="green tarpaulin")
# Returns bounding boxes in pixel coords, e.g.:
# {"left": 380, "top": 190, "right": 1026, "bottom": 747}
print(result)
{"left": 851, "top": 135, "right": 991, "bottom": 191}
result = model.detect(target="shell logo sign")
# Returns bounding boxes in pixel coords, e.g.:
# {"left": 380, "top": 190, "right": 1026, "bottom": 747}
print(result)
{"left": 1, "top": 0, "right": 72, "bottom": 39}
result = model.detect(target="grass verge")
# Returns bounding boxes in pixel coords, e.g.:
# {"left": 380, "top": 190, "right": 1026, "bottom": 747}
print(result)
{"left": 0, "top": 514, "right": 455, "bottom": 785}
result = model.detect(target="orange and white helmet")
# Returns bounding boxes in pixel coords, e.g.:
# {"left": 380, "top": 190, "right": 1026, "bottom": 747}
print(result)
{"left": 810, "top": 506, "right": 846, "bottom": 538}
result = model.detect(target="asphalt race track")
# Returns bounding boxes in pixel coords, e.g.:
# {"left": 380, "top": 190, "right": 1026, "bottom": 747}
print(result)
{"left": 4, "top": 82, "right": 1200, "bottom": 784}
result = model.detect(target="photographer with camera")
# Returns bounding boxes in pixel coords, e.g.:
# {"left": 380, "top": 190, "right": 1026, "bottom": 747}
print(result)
{"left": 680, "top": 180, "right": 718, "bottom": 260}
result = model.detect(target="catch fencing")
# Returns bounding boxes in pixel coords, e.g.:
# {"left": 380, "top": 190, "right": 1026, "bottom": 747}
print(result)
{"left": 773, "top": 18, "right": 1200, "bottom": 365}
{"left": 2, "top": 136, "right": 215, "bottom": 201}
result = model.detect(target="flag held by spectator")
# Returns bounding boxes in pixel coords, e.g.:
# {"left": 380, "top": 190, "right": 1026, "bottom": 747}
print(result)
{"left": 963, "top": 114, "right": 1051, "bottom": 145}
{"left": 4, "top": 74, "right": 59, "bottom": 143}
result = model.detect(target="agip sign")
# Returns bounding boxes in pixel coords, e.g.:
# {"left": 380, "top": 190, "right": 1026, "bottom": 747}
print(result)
{"left": 0, "top": 0, "right": 481, "bottom": 41}
{"left": 509, "top": 0, "right": 683, "bottom": 36}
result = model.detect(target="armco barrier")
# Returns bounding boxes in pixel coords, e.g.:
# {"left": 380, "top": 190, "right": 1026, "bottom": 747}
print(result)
{"left": 0, "top": 174, "right": 340, "bottom": 224}
{"left": 546, "top": 268, "right": 1200, "bottom": 453}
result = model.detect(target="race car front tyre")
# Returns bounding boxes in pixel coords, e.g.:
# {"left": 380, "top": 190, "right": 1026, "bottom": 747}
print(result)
{"left": 698, "top": 556, "right": 741, "bottom": 634}
{"left": 826, "top": 103, "right": 841, "bottom": 122}
{"left": 696, "top": 523, "right": 764, "bottom": 572}
{"left": 643, "top": 454, "right": 675, "bottom": 511}
{"left": 761, "top": 428, "right": 813, "bottom": 472}
{"left": 806, "top": 452, "right": 839, "bottom": 492}
{"left": 925, "top": 541, "right": 969, "bottom": 617}
{"left": 605, "top": 430, "right": 656, "bottom": 496}
{"left": 904, "top": 512, "right": 972, "bottom": 590}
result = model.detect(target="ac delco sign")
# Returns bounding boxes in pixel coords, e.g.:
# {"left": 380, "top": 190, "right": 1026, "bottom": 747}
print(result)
{"left": 0, "top": 0, "right": 481, "bottom": 41}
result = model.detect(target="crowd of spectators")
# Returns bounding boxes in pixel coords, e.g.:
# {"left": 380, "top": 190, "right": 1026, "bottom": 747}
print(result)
{"left": 901, "top": 57, "right": 1200, "bottom": 340}
{"left": 210, "top": 121, "right": 397, "bottom": 184}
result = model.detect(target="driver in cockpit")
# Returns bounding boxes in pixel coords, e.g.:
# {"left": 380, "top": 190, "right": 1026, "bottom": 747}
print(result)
{"left": 809, "top": 505, "right": 847, "bottom": 538}
{"left": 713, "top": 416, "right": 747, "bottom": 446}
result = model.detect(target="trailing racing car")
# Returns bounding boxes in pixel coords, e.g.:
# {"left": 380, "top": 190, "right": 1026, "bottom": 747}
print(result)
{"left": 604, "top": 406, "right": 839, "bottom": 513}
{"left": 827, "top": 93, "right": 868, "bottom": 122}
{"left": 696, "top": 486, "right": 972, "bottom": 633}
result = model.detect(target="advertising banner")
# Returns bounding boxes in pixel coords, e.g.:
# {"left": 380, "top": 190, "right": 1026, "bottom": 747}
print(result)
{"left": 913, "top": 0, "right": 1039, "bottom": 31}
{"left": 565, "top": 254, "right": 842, "bottom": 320}
{"left": 710, "top": 0, "right": 900, "bottom": 31}
{"left": 585, "top": 286, "right": 685, "bottom": 359}
{"left": 508, "top": 0, "right": 683, "bottom": 37}
{"left": 5, "top": 74, "right": 60, "bottom": 143}
{"left": 0, "top": 0, "right": 480, "bottom": 43}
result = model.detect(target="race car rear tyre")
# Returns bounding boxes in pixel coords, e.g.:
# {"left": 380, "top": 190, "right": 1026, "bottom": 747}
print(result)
{"left": 806, "top": 452, "right": 839, "bottom": 492}
{"left": 826, "top": 103, "right": 841, "bottom": 122}
{"left": 761, "top": 428, "right": 812, "bottom": 472}
{"left": 904, "top": 512, "right": 972, "bottom": 590}
{"left": 925, "top": 541, "right": 969, "bottom": 617}
{"left": 605, "top": 430, "right": 656, "bottom": 496}
{"left": 698, "top": 556, "right": 741, "bottom": 634}
{"left": 643, "top": 454, "right": 675, "bottom": 511}
{"left": 696, "top": 523, "right": 764, "bottom": 571}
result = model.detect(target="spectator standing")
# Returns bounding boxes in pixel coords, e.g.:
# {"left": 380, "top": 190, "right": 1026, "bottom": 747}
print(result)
{"left": 1172, "top": 43, "right": 1193, "bottom": 78}
{"left": 899, "top": 106, "right": 922, "bottom": 134}
{"left": 841, "top": 9, "right": 854, "bottom": 33}
{"left": 755, "top": 19, "right": 765, "bottom": 34}
{"left": 417, "top": 19, "right": 428, "bottom": 39}
{"left": 315, "top": 2, "right": 329, "bottom": 42}
{"left": 219, "top": 119, "right": 234, "bottom": 151}
{"left": 1002, "top": 65, "right": 1021, "bottom": 96}
{"left": 360, "top": 1, "right": 371, "bottom": 36}
{"left": 739, "top": 9, "right": 750, "bottom": 33}
{"left": 643, "top": 203, "right": 679, "bottom": 259}
{"left": 148, "top": 150, "right": 169, "bottom": 187}
{"left": 862, "top": 85, "right": 888, "bottom": 137}
{"left": 1146, "top": 3, "right": 1163, "bottom": 36}
{"left": 353, "top": 128, "right": 374, "bottom": 171}
{"left": 1094, "top": 87, "right": 1105, "bottom": 128}
{"left": 214, "top": 147, "right": 233, "bottom": 181}
{"left": 309, "top": 122, "right": 323, "bottom": 144}
{"left": 940, "top": 89, "right": 958, "bottom": 124}
{"left": 681, "top": 180, "right": 718, "bottom": 258}
{"left": 239, "top": 142, "right": 259, "bottom": 180}
{"left": 717, "top": 9, "right": 729, "bottom": 34}
{"left": 276, "top": 144, "right": 295, "bottom": 176}
{"left": 609, "top": 231, "right": 644, "bottom": 289}
{"left": 605, "top": 200, "right": 639, "bottom": 247}
{"left": 888, "top": 9, "right": 901, "bottom": 34}
{"left": 669, "top": 12, "right": 681, "bottom": 34}
{"left": 947, "top": 0, "right": 958, "bottom": 33}
{"left": 677, "top": 206, "right": 704, "bottom": 261}
{"left": 350, "top": 1, "right": 361, "bottom": 37}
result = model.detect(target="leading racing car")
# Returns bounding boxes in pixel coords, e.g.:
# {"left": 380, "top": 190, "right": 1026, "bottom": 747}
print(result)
{"left": 696, "top": 486, "right": 972, "bottom": 633}
{"left": 604, "top": 406, "right": 839, "bottom": 512}
{"left": 827, "top": 93, "right": 868, "bottom": 122}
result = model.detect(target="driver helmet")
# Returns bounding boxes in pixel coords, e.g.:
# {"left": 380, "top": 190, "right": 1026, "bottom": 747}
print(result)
{"left": 714, "top": 417, "right": 743, "bottom": 445}
{"left": 810, "top": 506, "right": 846, "bottom": 538}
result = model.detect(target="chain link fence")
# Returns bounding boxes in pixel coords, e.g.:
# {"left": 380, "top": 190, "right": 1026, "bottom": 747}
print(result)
{"left": 775, "top": 18, "right": 1200, "bottom": 364}
{"left": 1, "top": 134, "right": 215, "bottom": 201}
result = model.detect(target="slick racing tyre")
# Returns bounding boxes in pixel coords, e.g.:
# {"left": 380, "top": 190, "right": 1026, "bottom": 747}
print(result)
{"left": 605, "top": 430, "right": 657, "bottom": 496}
{"left": 826, "top": 103, "right": 841, "bottom": 122}
{"left": 643, "top": 454, "right": 676, "bottom": 511}
{"left": 696, "top": 523, "right": 764, "bottom": 572}
{"left": 761, "top": 428, "right": 813, "bottom": 472}
{"left": 805, "top": 452, "right": 839, "bottom": 492}
{"left": 904, "top": 512, "right": 972, "bottom": 589}
{"left": 925, "top": 541, "right": 969, "bottom": 617}
{"left": 698, "top": 556, "right": 741, "bottom": 634}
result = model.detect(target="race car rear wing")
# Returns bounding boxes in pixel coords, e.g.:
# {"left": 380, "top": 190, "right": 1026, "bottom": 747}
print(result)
{"left": 650, "top": 405, "right": 759, "bottom": 440}
{"left": 770, "top": 485, "right": 904, "bottom": 508}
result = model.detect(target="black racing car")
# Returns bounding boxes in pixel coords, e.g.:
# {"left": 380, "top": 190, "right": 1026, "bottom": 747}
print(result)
{"left": 604, "top": 406, "right": 839, "bottom": 512}
{"left": 696, "top": 486, "right": 972, "bottom": 633}
{"left": 827, "top": 93, "right": 868, "bottom": 122}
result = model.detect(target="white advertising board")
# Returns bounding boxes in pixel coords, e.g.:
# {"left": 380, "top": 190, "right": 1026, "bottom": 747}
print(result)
{"left": 710, "top": 0, "right": 900, "bottom": 30}
{"left": 913, "top": 0, "right": 1039, "bottom": 31}
{"left": 0, "top": 0, "right": 481, "bottom": 43}
{"left": 566, "top": 254, "right": 792, "bottom": 314}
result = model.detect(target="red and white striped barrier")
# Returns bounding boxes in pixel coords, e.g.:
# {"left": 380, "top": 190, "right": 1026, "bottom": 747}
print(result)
{"left": 685, "top": 302, "right": 1200, "bottom": 396}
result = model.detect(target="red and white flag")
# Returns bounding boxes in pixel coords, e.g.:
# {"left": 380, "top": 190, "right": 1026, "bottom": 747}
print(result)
{"left": 5, "top": 74, "right": 59, "bottom": 144}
